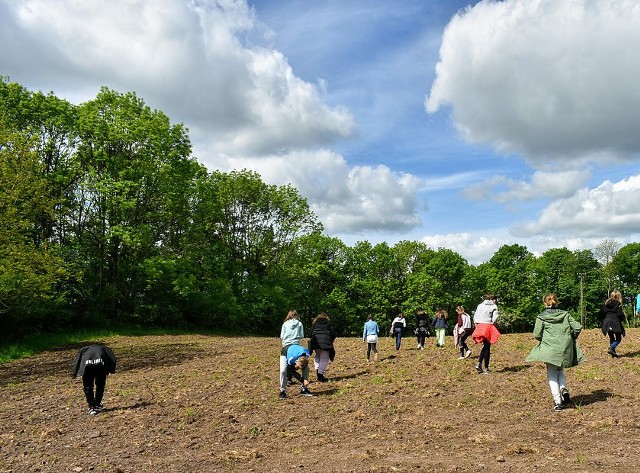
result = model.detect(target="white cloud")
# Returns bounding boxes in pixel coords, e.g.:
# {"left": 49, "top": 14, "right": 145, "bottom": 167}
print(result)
{"left": 220, "top": 149, "right": 424, "bottom": 233}
{"left": 420, "top": 232, "right": 508, "bottom": 266}
{"left": 1, "top": 0, "right": 355, "bottom": 158}
{"left": 514, "top": 174, "right": 640, "bottom": 237}
{"left": 464, "top": 169, "right": 591, "bottom": 203}
{"left": 426, "top": 0, "right": 640, "bottom": 165}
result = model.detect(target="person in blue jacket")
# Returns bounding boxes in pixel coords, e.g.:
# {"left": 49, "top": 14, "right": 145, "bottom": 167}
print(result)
{"left": 363, "top": 314, "right": 380, "bottom": 362}
{"left": 71, "top": 344, "right": 117, "bottom": 415}
{"left": 279, "top": 344, "right": 314, "bottom": 399}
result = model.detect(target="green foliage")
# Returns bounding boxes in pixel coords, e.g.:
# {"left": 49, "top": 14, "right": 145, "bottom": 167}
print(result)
{"left": 612, "top": 243, "right": 640, "bottom": 300}
{"left": 2, "top": 78, "right": 639, "bottom": 339}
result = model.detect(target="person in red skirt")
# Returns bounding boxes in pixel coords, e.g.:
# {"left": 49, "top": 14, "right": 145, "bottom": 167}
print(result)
{"left": 472, "top": 294, "right": 500, "bottom": 374}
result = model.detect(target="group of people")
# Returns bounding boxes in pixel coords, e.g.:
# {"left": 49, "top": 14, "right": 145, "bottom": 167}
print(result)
{"left": 278, "top": 309, "right": 337, "bottom": 399}
{"left": 358, "top": 290, "right": 630, "bottom": 413}
{"left": 70, "top": 290, "right": 632, "bottom": 414}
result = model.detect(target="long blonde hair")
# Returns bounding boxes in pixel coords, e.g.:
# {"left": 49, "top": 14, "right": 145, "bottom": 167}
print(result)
{"left": 607, "top": 290, "right": 622, "bottom": 304}
{"left": 284, "top": 309, "right": 300, "bottom": 322}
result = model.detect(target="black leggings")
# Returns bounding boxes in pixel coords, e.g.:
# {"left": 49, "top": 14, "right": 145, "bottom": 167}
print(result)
{"left": 459, "top": 332, "right": 470, "bottom": 356}
{"left": 367, "top": 343, "right": 378, "bottom": 359}
{"left": 82, "top": 365, "right": 107, "bottom": 407}
{"left": 478, "top": 340, "right": 491, "bottom": 368}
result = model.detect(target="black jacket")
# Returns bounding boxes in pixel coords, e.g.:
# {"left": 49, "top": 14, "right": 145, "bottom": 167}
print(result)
{"left": 71, "top": 344, "right": 117, "bottom": 378}
{"left": 309, "top": 318, "right": 337, "bottom": 360}
{"left": 416, "top": 313, "right": 430, "bottom": 334}
{"left": 600, "top": 300, "right": 625, "bottom": 336}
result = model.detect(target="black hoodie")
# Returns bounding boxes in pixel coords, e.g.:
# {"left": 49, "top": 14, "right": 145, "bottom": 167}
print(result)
{"left": 600, "top": 299, "right": 625, "bottom": 335}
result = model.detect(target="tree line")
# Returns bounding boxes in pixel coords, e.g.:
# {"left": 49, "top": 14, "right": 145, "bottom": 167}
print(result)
{"left": 1, "top": 78, "right": 639, "bottom": 342}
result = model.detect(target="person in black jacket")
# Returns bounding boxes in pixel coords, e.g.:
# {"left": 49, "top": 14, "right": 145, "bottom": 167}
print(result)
{"left": 71, "top": 344, "right": 117, "bottom": 415}
{"left": 599, "top": 290, "right": 626, "bottom": 358}
{"left": 308, "top": 312, "right": 336, "bottom": 382}
{"left": 415, "top": 308, "right": 430, "bottom": 350}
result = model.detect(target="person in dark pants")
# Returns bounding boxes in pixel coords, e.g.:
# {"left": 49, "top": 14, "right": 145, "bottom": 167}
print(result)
{"left": 71, "top": 344, "right": 117, "bottom": 415}
{"left": 415, "top": 308, "right": 430, "bottom": 350}
{"left": 389, "top": 313, "right": 406, "bottom": 350}
{"left": 599, "top": 290, "right": 626, "bottom": 357}
{"left": 472, "top": 294, "right": 500, "bottom": 374}
{"left": 455, "top": 306, "right": 473, "bottom": 359}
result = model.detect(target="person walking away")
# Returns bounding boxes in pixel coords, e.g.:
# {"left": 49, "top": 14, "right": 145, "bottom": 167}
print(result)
{"left": 472, "top": 294, "right": 500, "bottom": 374}
{"left": 432, "top": 309, "right": 448, "bottom": 347}
{"left": 281, "top": 309, "right": 304, "bottom": 347}
{"left": 599, "top": 290, "right": 625, "bottom": 358}
{"left": 279, "top": 344, "right": 314, "bottom": 399}
{"left": 363, "top": 314, "right": 380, "bottom": 362}
{"left": 71, "top": 344, "right": 117, "bottom": 415}
{"left": 415, "top": 308, "right": 430, "bottom": 350}
{"left": 309, "top": 312, "right": 336, "bottom": 382}
{"left": 390, "top": 313, "right": 406, "bottom": 351}
{"left": 456, "top": 306, "right": 473, "bottom": 359}
{"left": 525, "top": 293, "right": 585, "bottom": 411}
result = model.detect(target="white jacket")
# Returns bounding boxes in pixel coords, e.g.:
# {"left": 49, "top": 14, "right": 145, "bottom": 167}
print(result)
{"left": 473, "top": 300, "right": 498, "bottom": 325}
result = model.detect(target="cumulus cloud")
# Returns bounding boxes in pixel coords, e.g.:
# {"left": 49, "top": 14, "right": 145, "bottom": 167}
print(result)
{"left": 420, "top": 232, "right": 508, "bottom": 266}
{"left": 1, "top": 0, "right": 355, "bottom": 157}
{"left": 220, "top": 149, "right": 424, "bottom": 233}
{"left": 3, "top": 0, "right": 432, "bottom": 233}
{"left": 464, "top": 169, "right": 591, "bottom": 203}
{"left": 513, "top": 174, "right": 640, "bottom": 237}
{"left": 426, "top": 0, "right": 640, "bottom": 165}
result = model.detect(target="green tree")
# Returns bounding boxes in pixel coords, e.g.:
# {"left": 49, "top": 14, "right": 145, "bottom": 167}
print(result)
{"left": 611, "top": 242, "right": 640, "bottom": 323}
{"left": 0, "top": 120, "right": 73, "bottom": 338}
{"left": 73, "top": 87, "right": 195, "bottom": 323}
{"left": 284, "top": 233, "right": 348, "bottom": 328}
{"left": 593, "top": 238, "right": 622, "bottom": 293}
{"left": 196, "top": 169, "right": 322, "bottom": 332}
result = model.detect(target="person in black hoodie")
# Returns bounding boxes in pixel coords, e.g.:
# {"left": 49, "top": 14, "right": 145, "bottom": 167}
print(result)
{"left": 71, "top": 344, "right": 117, "bottom": 415}
{"left": 415, "top": 308, "right": 430, "bottom": 350}
{"left": 599, "top": 290, "right": 626, "bottom": 358}
{"left": 309, "top": 312, "right": 336, "bottom": 382}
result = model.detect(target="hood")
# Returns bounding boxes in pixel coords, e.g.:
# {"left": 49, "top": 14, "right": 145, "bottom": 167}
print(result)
{"left": 605, "top": 299, "right": 620, "bottom": 310}
{"left": 537, "top": 308, "right": 568, "bottom": 324}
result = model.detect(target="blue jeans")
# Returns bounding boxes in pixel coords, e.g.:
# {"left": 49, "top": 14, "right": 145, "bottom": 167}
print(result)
{"left": 394, "top": 328, "right": 403, "bottom": 350}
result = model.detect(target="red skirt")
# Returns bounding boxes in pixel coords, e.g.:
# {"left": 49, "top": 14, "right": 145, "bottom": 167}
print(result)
{"left": 472, "top": 323, "right": 501, "bottom": 345}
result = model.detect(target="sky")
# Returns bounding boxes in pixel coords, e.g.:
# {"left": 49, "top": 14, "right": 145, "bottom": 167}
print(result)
{"left": 2, "top": 0, "right": 640, "bottom": 265}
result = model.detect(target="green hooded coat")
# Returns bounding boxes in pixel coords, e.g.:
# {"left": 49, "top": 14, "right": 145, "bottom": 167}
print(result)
{"left": 525, "top": 308, "right": 585, "bottom": 368}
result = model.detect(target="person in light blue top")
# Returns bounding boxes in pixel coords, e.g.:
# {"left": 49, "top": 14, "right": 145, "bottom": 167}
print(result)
{"left": 636, "top": 293, "right": 640, "bottom": 318}
{"left": 280, "top": 309, "right": 304, "bottom": 347}
{"left": 363, "top": 314, "right": 380, "bottom": 362}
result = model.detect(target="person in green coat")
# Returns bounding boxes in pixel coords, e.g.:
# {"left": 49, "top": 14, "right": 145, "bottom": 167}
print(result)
{"left": 525, "top": 293, "right": 585, "bottom": 412}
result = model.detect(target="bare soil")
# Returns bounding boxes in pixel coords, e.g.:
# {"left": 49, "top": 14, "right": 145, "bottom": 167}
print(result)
{"left": 1, "top": 328, "right": 640, "bottom": 472}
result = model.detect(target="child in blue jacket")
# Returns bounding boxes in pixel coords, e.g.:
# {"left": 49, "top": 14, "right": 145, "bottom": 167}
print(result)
{"left": 279, "top": 344, "right": 314, "bottom": 399}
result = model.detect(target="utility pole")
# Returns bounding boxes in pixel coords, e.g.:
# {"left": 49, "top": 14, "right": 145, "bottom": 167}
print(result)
{"left": 579, "top": 273, "right": 585, "bottom": 327}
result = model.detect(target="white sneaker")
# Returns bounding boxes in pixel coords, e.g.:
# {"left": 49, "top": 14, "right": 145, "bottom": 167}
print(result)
{"left": 464, "top": 350, "right": 472, "bottom": 358}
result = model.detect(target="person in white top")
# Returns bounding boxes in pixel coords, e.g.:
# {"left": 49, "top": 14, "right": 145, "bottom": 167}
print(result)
{"left": 456, "top": 306, "right": 473, "bottom": 359}
{"left": 389, "top": 314, "right": 406, "bottom": 351}
{"left": 472, "top": 294, "right": 500, "bottom": 374}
